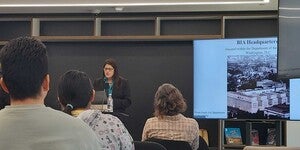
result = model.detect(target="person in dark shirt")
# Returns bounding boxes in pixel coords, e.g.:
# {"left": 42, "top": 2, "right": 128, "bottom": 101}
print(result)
{"left": 93, "top": 58, "right": 131, "bottom": 114}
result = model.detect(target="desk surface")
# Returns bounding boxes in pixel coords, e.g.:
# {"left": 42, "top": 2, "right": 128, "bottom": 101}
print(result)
{"left": 90, "top": 104, "right": 129, "bottom": 117}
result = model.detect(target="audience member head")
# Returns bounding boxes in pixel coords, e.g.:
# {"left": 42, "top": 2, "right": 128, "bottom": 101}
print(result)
{"left": 154, "top": 83, "right": 187, "bottom": 118}
{"left": 0, "top": 37, "right": 49, "bottom": 101}
{"left": 58, "top": 70, "right": 94, "bottom": 115}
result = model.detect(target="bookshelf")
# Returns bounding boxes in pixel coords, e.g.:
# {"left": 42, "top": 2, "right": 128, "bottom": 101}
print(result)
{"left": 0, "top": 14, "right": 277, "bottom": 44}
{"left": 0, "top": 16, "right": 223, "bottom": 44}
{"left": 220, "top": 120, "right": 285, "bottom": 150}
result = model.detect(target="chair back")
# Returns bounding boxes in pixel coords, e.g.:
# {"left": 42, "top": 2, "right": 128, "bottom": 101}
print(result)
{"left": 133, "top": 141, "right": 167, "bottom": 150}
{"left": 244, "top": 146, "right": 300, "bottom": 150}
{"left": 147, "top": 138, "right": 192, "bottom": 150}
{"left": 198, "top": 136, "right": 209, "bottom": 150}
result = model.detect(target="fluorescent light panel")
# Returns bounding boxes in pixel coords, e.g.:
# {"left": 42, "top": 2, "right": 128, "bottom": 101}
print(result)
{"left": 0, "top": 0, "right": 270, "bottom": 7}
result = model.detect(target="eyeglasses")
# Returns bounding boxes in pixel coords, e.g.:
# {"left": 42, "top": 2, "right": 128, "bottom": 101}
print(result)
{"left": 103, "top": 68, "right": 114, "bottom": 71}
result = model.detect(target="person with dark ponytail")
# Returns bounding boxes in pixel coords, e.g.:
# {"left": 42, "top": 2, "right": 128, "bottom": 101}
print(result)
{"left": 58, "top": 70, "right": 134, "bottom": 150}
{"left": 142, "top": 83, "right": 199, "bottom": 150}
{"left": 58, "top": 70, "right": 94, "bottom": 117}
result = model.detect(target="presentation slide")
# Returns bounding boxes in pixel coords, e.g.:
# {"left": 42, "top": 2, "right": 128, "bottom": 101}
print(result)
{"left": 194, "top": 37, "right": 299, "bottom": 120}
{"left": 290, "top": 79, "right": 300, "bottom": 120}
{"left": 194, "top": 39, "right": 227, "bottom": 119}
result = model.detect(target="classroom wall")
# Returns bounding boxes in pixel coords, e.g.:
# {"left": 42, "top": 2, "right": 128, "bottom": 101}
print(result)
{"left": 0, "top": 12, "right": 278, "bottom": 147}
{"left": 45, "top": 41, "right": 193, "bottom": 140}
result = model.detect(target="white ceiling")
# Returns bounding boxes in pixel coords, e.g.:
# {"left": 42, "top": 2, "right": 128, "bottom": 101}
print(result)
{"left": 0, "top": 0, "right": 278, "bottom": 14}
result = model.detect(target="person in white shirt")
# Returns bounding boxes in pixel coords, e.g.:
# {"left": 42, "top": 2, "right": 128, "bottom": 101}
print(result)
{"left": 0, "top": 37, "right": 100, "bottom": 150}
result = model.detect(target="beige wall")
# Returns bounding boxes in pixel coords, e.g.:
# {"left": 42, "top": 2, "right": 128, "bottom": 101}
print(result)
{"left": 287, "top": 121, "right": 300, "bottom": 147}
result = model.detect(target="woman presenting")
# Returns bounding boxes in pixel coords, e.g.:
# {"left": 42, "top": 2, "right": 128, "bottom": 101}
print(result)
{"left": 93, "top": 58, "right": 131, "bottom": 113}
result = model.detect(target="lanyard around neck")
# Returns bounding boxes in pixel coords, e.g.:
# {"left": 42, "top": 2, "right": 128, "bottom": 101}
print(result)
{"left": 104, "top": 78, "right": 113, "bottom": 95}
